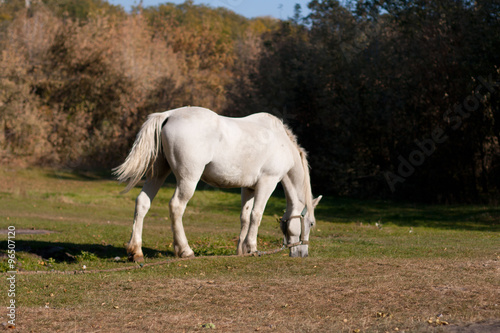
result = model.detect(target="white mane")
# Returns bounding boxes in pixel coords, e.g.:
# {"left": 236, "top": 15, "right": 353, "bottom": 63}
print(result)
{"left": 282, "top": 123, "right": 314, "bottom": 215}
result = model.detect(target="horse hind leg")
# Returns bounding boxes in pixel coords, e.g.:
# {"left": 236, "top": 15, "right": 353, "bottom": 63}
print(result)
{"left": 169, "top": 179, "right": 198, "bottom": 258}
{"left": 127, "top": 159, "right": 170, "bottom": 262}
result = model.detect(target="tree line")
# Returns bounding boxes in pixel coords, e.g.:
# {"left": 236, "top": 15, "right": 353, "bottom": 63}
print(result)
{"left": 1, "top": 0, "right": 499, "bottom": 203}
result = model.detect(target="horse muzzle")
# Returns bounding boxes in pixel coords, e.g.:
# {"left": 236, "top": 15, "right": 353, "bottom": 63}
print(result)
{"left": 289, "top": 244, "right": 309, "bottom": 257}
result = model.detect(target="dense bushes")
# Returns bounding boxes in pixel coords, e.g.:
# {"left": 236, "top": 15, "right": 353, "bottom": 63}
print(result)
{"left": 1, "top": 0, "right": 498, "bottom": 202}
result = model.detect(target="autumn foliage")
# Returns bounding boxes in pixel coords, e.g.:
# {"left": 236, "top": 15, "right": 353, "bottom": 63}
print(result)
{"left": 0, "top": 1, "right": 274, "bottom": 167}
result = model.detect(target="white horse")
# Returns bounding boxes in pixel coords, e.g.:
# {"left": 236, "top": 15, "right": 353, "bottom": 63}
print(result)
{"left": 114, "top": 106, "right": 321, "bottom": 260}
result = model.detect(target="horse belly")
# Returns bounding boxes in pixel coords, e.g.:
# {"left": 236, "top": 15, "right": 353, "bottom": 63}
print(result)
{"left": 202, "top": 162, "right": 259, "bottom": 188}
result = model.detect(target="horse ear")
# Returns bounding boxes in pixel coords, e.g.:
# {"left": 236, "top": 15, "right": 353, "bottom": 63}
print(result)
{"left": 312, "top": 195, "right": 322, "bottom": 208}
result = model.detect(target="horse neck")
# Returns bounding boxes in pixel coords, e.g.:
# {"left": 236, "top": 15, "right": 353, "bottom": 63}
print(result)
{"left": 281, "top": 150, "right": 312, "bottom": 217}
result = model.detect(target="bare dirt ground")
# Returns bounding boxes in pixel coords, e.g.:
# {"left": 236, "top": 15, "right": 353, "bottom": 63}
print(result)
{"left": 11, "top": 257, "right": 499, "bottom": 333}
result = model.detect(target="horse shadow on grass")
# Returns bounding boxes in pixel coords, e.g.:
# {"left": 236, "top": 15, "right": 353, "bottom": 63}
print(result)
{"left": 0, "top": 240, "right": 171, "bottom": 263}
{"left": 44, "top": 169, "right": 114, "bottom": 182}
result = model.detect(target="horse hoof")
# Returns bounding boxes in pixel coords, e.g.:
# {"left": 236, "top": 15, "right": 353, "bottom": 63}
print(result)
{"left": 242, "top": 244, "right": 257, "bottom": 254}
{"left": 128, "top": 254, "right": 144, "bottom": 262}
{"left": 178, "top": 249, "right": 195, "bottom": 258}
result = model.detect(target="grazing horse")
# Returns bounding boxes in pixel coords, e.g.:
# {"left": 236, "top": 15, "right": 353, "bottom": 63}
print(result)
{"left": 114, "top": 107, "right": 321, "bottom": 260}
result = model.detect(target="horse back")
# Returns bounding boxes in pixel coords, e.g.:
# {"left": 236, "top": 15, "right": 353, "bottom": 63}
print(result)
{"left": 161, "top": 107, "right": 296, "bottom": 188}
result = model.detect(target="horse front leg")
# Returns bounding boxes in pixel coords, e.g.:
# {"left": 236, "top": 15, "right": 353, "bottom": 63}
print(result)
{"left": 242, "top": 179, "right": 277, "bottom": 254}
{"left": 169, "top": 179, "right": 197, "bottom": 258}
{"left": 237, "top": 188, "right": 255, "bottom": 255}
{"left": 127, "top": 174, "right": 168, "bottom": 262}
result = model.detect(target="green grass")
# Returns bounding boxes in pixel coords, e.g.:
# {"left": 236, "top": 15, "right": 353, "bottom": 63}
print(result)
{"left": 0, "top": 167, "right": 498, "bottom": 332}
{"left": 0, "top": 167, "right": 498, "bottom": 271}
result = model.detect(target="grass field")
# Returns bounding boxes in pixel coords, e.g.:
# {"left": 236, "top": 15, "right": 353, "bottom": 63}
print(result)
{"left": 0, "top": 167, "right": 498, "bottom": 332}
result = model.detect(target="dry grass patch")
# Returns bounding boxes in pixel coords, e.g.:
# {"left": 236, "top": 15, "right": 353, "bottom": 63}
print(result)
{"left": 12, "top": 257, "right": 499, "bottom": 332}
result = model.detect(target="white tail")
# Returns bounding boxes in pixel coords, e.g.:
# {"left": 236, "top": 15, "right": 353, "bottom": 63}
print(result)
{"left": 113, "top": 112, "right": 170, "bottom": 193}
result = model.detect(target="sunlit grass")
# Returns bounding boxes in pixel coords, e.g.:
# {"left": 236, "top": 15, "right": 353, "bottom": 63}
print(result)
{"left": 0, "top": 168, "right": 498, "bottom": 272}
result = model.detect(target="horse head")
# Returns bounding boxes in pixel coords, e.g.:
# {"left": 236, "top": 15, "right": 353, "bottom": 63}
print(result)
{"left": 280, "top": 196, "right": 322, "bottom": 257}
